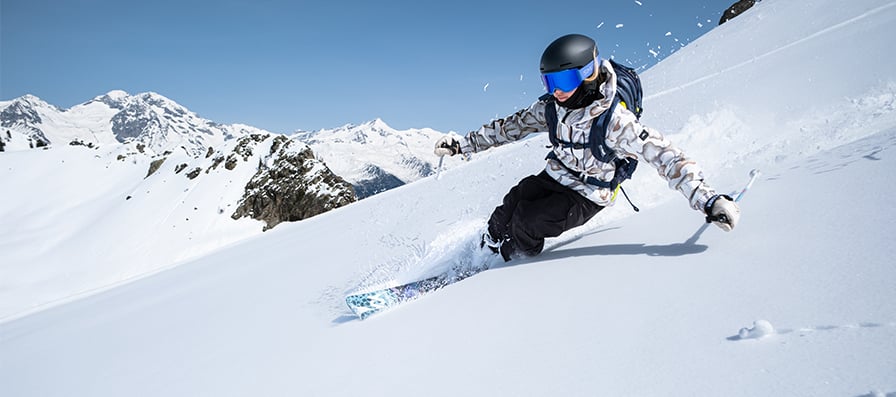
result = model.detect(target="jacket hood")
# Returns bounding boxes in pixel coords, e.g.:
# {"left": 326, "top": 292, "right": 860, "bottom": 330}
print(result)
{"left": 582, "top": 59, "right": 620, "bottom": 119}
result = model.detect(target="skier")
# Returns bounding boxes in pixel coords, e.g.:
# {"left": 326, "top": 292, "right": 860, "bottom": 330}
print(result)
{"left": 434, "top": 33, "right": 740, "bottom": 262}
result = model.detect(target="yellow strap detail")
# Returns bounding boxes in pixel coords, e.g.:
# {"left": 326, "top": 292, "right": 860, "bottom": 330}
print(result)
{"left": 611, "top": 184, "right": 622, "bottom": 201}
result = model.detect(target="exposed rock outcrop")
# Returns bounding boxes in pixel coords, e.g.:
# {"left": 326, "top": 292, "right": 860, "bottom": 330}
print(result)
{"left": 232, "top": 136, "right": 356, "bottom": 231}
{"left": 720, "top": 0, "right": 758, "bottom": 25}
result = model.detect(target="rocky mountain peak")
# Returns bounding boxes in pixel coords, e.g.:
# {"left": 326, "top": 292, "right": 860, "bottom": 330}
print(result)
{"left": 2, "top": 91, "right": 231, "bottom": 157}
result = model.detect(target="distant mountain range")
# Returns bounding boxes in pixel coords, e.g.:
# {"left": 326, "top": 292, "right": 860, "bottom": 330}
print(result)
{"left": 0, "top": 91, "right": 246, "bottom": 156}
{"left": 0, "top": 91, "right": 459, "bottom": 228}
{"left": 294, "top": 119, "right": 456, "bottom": 198}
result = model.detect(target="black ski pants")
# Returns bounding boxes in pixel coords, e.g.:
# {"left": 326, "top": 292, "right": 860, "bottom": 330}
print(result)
{"left": 488, "top": 171, "right": 603, "bottom": 261}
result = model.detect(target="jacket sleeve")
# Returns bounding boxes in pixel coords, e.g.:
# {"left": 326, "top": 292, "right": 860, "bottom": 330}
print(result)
{"left": 460, "top": 100, "right": 549, "bottom": 154}
{"left": 607, "top": 107, "right": 718, "bottom": 212}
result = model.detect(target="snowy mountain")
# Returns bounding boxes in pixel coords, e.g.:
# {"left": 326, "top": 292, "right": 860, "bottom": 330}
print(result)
{"left": 0, "top": 92, "right": 358, "bottom": 316}
{"left": 0, "top": 91, "right": 458, "bottom": 199}
{"left": 0, "top": 91, "right": 358, "bottom": 232}
{"left": 0, "top": 90, "right": 248, "bottom": 157}
{"left": 293, "top": 119, "right": 464, "bottom": 198}
{"left": 0, "top": 90, "right": 461, "bottom": 318}
{"left": 0, "top": 127, "right": 356, "bottom": 319}
{"left": 2, "top": 0, "right": 896, "bottom": 396}
{"left": 0, "top": 94, "right": 58, "bottom": 149}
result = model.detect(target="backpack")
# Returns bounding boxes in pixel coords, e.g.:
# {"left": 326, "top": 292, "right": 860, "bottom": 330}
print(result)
{"left": 542, "top": 59, "right": 643, "bottom": 198}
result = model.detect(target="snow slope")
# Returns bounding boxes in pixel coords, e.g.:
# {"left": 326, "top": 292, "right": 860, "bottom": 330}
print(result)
{"left": 0, "top": 140, "right": 265, "bottom": 320}
{"left": 2, "top": 0, "right": 895, "bottom": 396}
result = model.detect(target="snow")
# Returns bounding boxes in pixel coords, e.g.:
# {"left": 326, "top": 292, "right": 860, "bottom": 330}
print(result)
{"left": 292, "top": 119, "right": 462, "bottom": 187}
{"left": 736, "top": 319, "right": 776, "bottom": 340}
{"left": 2, "top": 90, "right": 235, "bottom": 156}
{"left": 2, "top": 0, "right": 896, "bottom": 395}
{"left": 0, "top": 141, "right": 267, "bottom": 319}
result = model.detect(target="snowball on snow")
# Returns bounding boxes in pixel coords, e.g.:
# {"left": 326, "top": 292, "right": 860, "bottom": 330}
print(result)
{"left": 737, "top": 320, "right": 775, "bottom": 339}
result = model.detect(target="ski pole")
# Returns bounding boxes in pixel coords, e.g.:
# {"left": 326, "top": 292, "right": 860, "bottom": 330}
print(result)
{"left": 435, "top": 155, "right": 445, "bottom": 180}
{"left": 733, "top": 169, "right": 761, "bottom": 202}
{"left": 685, "top": 169, "right": 760, "bottom": 244}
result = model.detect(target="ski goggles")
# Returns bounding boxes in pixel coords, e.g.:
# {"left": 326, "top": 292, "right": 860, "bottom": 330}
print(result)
{"left": 540, "top": 58, "right": 597, "bottom": 93}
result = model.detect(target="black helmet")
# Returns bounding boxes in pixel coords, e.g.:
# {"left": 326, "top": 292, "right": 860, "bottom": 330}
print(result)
{"left": 540, "top": 34, "right": 598, "bottom": 74}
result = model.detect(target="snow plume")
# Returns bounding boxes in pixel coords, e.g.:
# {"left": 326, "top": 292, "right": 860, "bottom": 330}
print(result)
{"left": 352, "top": 219, "right": 492, "bottom": 292}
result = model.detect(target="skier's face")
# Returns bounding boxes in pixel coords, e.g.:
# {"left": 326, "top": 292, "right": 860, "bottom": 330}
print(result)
{"left": 553, "top": 87, "right": 577, "bottom": 103}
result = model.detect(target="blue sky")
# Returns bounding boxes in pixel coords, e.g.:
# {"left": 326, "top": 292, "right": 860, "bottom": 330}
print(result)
{"left": 1, "top": 0, "right": 733, "bottom": 134}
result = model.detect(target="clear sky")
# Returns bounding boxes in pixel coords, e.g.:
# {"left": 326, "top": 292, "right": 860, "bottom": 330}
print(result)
{"left": 1, "top": 0, "right": 734, "bottom": 134}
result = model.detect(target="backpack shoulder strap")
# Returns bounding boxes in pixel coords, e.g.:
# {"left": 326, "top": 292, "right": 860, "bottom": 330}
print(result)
{"left": 539, "top": 93, "right": 558, "bottom": 147}
{"left": 589, "top": 97, "right": 619, "bottom": 162}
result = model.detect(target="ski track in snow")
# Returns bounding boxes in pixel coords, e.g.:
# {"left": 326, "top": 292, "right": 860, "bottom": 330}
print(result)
{"left": 728, "top": 320, "right": 896, "bottom": 341}
{"left": 856, "top": 392, "right": 896, "bottom": 397}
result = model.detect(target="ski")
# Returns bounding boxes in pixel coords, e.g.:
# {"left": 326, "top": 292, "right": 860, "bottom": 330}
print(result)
{"left": 345, "top": 258, "right": 492, "bottom": 320}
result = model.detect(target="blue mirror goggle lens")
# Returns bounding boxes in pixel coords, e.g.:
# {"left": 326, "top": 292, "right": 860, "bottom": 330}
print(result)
{"left": 541, "top": 69, "right": 581, "bottom": 93}
{"left": 540, "top": 59, "right": 596, "bottom": 93}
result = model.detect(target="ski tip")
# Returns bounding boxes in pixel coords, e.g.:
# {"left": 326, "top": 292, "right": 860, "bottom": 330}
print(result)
{"left": 345, "top": 295, "right": 370, "bottom": 320}
{"left": 345, "top": 290, "right": 396, "bottom": 320}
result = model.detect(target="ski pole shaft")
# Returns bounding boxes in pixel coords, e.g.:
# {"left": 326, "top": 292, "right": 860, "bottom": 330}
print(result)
{"left": 687, "top": 169, "right": 761, "bottom": 244}
{"left": 734, "top": 169, "right": 761, "bottom": 202}
{"left": 435, "top": 155, "right": 445, "bottom": 180}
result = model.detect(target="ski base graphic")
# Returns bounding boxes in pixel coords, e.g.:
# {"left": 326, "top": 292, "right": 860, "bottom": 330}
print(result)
{"left": 345, "top": 259, "right": 491, "bottom": 320}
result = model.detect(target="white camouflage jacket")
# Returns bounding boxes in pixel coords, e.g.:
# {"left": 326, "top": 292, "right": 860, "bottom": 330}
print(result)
{"left": 458, "top": 59, "right": 717, "bottom": 212}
